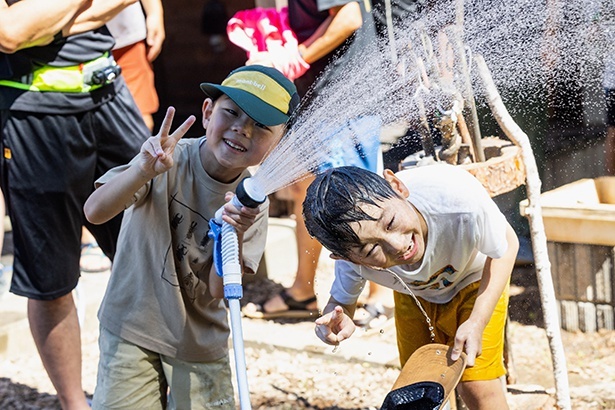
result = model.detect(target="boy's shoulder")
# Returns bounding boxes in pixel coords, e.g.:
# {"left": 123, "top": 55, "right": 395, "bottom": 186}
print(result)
{"left": 396, "top": 164, "right": 479, "bottom": 190}
{"left": 173, "top": 136, "right": 203, "bottom": 159}
{"left": 398, "top": 164, "right": 491, "bottom": 211}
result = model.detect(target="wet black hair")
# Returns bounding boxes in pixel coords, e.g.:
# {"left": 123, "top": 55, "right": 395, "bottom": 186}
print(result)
{"left": 302, "top": 166, "right": 401, "bottom": 260}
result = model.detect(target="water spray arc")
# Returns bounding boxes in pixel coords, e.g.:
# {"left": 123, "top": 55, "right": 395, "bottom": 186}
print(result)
{"left": 210, "top": 177, "right": 265, "bottom": 410}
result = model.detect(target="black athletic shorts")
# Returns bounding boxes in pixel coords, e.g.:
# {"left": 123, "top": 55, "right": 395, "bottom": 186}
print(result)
{"left": 606, "top": 88, "right": 615, "bottom": 127}
{"left": 0, "top": 85, "right": 149, "bottom": 300}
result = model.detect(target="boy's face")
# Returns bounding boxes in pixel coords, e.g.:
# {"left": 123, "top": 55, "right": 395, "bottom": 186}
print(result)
{"left": 201, "top": 95, "right": 285, "bottom": 181}
{"left": 335, "top": 171, "right": 427, "bottom": 270}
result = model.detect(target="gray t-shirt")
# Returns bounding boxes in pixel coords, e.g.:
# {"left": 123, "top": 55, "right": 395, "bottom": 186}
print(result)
{"left": 97, "top": 137, "right": 269, "bottom": 362}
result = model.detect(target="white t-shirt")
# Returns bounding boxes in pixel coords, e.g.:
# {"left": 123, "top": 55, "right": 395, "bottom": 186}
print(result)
{"left": 106, "top": 3, "right": 147, "bottom": 49}
{"left": 330, "top": 164, "right": 509, "bottom": 305}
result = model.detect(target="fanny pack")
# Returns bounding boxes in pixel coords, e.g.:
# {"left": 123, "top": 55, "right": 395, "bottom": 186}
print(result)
{"left": 0, "top": 52, "right": 121, "bottom": 93}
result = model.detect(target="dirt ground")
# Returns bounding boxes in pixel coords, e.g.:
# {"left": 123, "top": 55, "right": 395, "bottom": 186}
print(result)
{"left": 1, "top": 264, "right": 615, "bottom": 409}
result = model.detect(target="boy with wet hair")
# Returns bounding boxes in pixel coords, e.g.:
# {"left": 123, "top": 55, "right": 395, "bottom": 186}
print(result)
{"left": 84, "top": 65, "right": 299, "bottom": 409}
{"left": 303, "top": 164, "right": 518, "bottom": 409}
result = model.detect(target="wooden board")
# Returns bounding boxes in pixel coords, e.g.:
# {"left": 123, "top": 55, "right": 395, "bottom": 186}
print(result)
{"left": 547, "top": 242, "right": 614, "bottom": 332}
{"left": 520, "top": 177, "right": 615, "bottom": 246}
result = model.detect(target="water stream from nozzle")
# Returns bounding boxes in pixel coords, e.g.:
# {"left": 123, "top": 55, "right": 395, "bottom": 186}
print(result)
{"left": 244, "top": 0, "right": 612, "bottom": 196}
{"left": 219, "top": 2, "right": 611, "bottom": 407}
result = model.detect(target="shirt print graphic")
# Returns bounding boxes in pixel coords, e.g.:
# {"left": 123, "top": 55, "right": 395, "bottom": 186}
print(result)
{"left": 409, "top": 265, "right": 458, "bottom": 291}
{"left": 162, "top": 194, "right": 212, "bottom": 304}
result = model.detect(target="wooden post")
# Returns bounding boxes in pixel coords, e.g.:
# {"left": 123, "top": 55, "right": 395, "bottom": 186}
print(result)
{"left": 475, "top": 54, "right": 571, "bottom": 410}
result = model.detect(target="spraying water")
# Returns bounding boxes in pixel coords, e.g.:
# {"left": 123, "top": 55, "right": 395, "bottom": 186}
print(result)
{"left": 248, "top": 0, "right": 612, "bottom": 195}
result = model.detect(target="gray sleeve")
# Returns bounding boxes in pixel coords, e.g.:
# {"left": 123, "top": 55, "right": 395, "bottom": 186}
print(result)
{"left": 94, "top": 160, "right": 151, "bottom": 209}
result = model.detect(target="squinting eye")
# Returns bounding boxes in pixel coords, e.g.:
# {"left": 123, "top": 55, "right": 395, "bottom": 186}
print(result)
{"left": 386, "top": 217, "right": 394, "bottom": 231}
{"left": 225, "top": 108, "right": 238, "bottom": 116}
{"left": 366, "top": 244, "right": 378, "bottom": 257}
{"left": 255, "top": 122, "right": 269, "bottom": 130}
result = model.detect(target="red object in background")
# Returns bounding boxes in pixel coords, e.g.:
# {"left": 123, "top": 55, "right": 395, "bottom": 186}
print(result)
{"left": 227, "top": 7, "right": 309, "bottom": 81}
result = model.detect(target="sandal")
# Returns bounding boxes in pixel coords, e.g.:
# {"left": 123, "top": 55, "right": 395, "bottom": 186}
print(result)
{"left": 80, "top": 242, "right": 111, "bottom": 273}
{"left": 353, "top": 302, "right": 394, "bottom": 328}
{"left": 242, "top": 289, "right": 320, "bottom": 319}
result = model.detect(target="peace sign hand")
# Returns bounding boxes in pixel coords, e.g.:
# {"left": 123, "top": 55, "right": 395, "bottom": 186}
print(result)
{"left": 138, "top": 106, "right": 196, "bottom": 179}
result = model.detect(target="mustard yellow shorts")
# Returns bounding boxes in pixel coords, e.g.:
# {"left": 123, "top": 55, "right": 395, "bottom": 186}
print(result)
{"left": 394, "top": 281, "right": 509, "bottom": 382}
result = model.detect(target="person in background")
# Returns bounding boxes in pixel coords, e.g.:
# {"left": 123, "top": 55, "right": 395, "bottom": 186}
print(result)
{"left": 0, "top": 1, "right": 149, "bottom": 408}
{"left": 107, "top": 0, "right": 164, "bottom": 131}
{"left": 370, "top": 0, "right": 438, "bottom": 171}
{"left": 84, "top": 65, "right": 299, "bottom": 409}
{"left": 243, "top": 0, "right": 395, "bottom": 328}
{"left": 305, "top": 165, "right": 518, "bottom": 410}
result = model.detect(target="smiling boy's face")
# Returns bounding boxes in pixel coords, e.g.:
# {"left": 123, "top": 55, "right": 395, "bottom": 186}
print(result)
{"left": 200, "top": 95, "right": 285, "bottom": 182}
{"left": 332, "top": 170, "right": 428, "bottom": 270}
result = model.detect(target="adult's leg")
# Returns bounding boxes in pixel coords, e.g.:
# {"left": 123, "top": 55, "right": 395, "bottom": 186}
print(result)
{"left": 262, "top": 176, "right": 319, "bottom": 313}
{"left": 353, "top": 281, "right": 395, "bottom": 328}
{"left": 28, "top": 293, "right": 90, "bottom": 410}
{"left": 4, "top": 112, "right": 91, "bottom": 409}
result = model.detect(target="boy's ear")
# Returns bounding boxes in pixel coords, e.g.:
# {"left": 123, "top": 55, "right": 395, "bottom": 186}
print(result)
{"left": 383, "top": 169, "right": 409, "bottom": 198}
{"left": 202, "top": 98, "right": 214, "bottom": 129}
{"left": 329, "top": 253, "right": 345, "bottom": 261}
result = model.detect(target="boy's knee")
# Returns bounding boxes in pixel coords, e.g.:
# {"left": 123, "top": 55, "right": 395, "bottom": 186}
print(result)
{"left": 457, "top": 378, "right": 508, "bottom": 410}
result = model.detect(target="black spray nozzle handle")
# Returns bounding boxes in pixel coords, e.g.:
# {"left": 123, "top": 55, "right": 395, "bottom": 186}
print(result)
{"left": 235, "top": 177, "right": 266, "bottom": 209}
{"left": 214, "top": 178, "right": 265, "bottom": 223}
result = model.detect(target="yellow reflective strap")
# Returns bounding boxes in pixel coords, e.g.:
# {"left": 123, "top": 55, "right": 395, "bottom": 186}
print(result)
{"left": 31, "top": 64, "right": 92, "bottom": 93}
{"left": 0, "top": 53, "right": 112, "bottom": 93}
{"left": 0, "top": 80, "right": 36, "bottom": 91}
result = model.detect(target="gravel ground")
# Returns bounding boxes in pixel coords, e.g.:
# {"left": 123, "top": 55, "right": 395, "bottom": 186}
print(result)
{"left": 1, "top": 320, "right": 615, "bottom": 410}
{"left": 1, "top": 265, "right": 615, "bottom": 409}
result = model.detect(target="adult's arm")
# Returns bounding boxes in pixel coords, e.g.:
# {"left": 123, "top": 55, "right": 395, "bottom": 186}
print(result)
{"left": 0, "top": 0, "right": 138, "bottom": 54}
{"left": 62, "top": 0, "right": 138, "bottom": 38}
{"left": 0, "top": 0, "right": 88, "bottom": 53}
{"left": 298, "top": 1, "right": 363, "bottom": 64}
{"left": 140, "top": 0, "right": 165, "bottom": 61}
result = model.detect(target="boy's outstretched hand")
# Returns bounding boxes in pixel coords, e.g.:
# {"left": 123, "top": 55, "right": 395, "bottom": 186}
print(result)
{"left": 138, "top": 107, "right": 196, "bottom": 179}
{"left": 315, "top": 305, "right": 356, "bottom": 346}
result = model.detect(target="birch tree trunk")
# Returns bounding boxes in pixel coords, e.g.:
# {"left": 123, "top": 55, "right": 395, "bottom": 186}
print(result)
{"left": 475, "top": 54, "right": 571, "bottom": 410}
